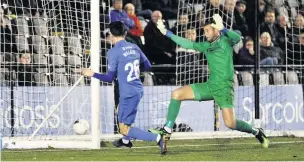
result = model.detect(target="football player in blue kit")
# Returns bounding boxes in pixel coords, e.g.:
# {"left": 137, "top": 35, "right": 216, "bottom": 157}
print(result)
{"left": 82, "top": 21, "right": 165, "bottom": 154}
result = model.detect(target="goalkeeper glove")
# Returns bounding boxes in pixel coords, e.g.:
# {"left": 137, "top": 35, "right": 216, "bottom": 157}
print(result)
{"left": 211, "top": 14, "right": 228, "bottom": 33}
{"left": 156, "top": 20, "right": 173, "bottom": 37}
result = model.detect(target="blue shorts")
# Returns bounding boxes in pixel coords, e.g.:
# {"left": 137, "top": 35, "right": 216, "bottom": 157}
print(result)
{"left": 117, "top": 92, "right": 143, "bottom": 125}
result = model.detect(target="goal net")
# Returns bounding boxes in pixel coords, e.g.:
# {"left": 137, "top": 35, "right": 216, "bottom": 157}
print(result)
{"left": 174, "top": 0, "right": 304, "bottom": 139}
{"left": 0, "top": 0, "right": 113, "bottom": 149}
{"left": 1, "top": 0, "right": 303, "bottom": 150}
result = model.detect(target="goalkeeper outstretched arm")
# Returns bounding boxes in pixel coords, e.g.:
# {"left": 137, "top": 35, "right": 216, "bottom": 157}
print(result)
{"left": 157, "top": 21, "right": 209, "bottom": 52}
{"left": 156, "top": 14, "right": 241, "bottom": 52}
{"left": 156, "top": 19, "right": 209, "bottom": 52}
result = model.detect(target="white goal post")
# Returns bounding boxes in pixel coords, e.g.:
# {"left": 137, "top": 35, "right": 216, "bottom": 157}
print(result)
{"left": 90, "top": 0, "right": 101, "bottom": 149}
{"left": 0, "top": 0, "right": 104, "bottom": 149}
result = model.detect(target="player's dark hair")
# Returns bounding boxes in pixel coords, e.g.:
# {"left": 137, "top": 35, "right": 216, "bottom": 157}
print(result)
{"left": 109, "top": 21, "right": 126, "bottom": 37}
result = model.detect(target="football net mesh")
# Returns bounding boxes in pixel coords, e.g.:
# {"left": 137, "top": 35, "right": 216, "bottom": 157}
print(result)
{"left": 175, "top": 0, "right": 252, "bottom": 137}
{"left": 0, "top": 0, "right": 113, "bottom": 148}
{"left": 175, "top": 0, "right": 303, "bottom": 138}
{"left": 257, "top": 0, "right": 304, "bottom": 135}
{"left": 1, "top": 0, "right": 303, "bottom": 149}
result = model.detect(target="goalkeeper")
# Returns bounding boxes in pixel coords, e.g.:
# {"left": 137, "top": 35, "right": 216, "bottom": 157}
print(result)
{"left": 149, "top": 14, "right": 269, "bottom": 154}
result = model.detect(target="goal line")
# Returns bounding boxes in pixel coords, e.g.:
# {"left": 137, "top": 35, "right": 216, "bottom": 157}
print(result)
{"left": 2, "top": 130, "right": 304, "bottom": 149}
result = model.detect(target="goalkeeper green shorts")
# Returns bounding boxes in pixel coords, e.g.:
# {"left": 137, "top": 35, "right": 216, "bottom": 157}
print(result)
{"left": 190, "top": 81, "right": 234, "bottom": 109}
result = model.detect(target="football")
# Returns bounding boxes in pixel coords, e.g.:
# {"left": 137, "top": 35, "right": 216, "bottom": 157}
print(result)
{"left": 73, "top": 119, "right": 90, "bottom": 135}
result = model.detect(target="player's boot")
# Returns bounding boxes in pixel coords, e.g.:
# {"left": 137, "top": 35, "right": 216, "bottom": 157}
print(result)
{"left": 148, "top": 127, "right": 171, "bottom": 154}
{"left": 148, "top": 127, "right": 171, "bottom": 140}
{"left": 112, "top": 138, "right": 133, "bottom": 148}
{"left": 157, "top": 135, "right": 167, "bottom": 155}
{"left": 255, "top": 128, "right": 269, "bottom": 148}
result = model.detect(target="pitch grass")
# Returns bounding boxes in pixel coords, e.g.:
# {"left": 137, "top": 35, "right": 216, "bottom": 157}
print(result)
{"left": 2, "top": 137, "right": 304, "bottom": 161}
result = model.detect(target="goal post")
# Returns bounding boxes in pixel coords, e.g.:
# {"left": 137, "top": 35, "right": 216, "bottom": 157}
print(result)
{"left": 90, "top": 0, "right": 101, "bottom": 149}
{"left": 0, "top": 0, "right": 112, "bottom": 149}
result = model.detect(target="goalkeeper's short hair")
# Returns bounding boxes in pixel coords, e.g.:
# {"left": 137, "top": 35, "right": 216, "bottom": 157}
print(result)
{"left": 203, "top": 19, "right": 216, "bottom": 27}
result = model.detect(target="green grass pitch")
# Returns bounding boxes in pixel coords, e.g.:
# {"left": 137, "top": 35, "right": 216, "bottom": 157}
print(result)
{"left": 2, "top": 137, "right": 304, "bottom": 161}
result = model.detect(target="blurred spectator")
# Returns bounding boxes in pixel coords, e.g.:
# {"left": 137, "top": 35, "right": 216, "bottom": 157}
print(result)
{"left": 260, "top": 32, "right": 284, "bottom": 65}
{"left": 287, "top": 32, "right": 304, "bottom": 66}
{"left": 236, "top": 37, "right": 255, "bottom": 65}
{"left": 110, "top": 0, "right": 134, "bottom": 31}
{"left": 245, "top": 0, "right": 278, "bottom": 38}
{"left": 143, "top": 11, "right": 176, "bottom": 64}
{"left": 295, "top": 14, "right": 304, "bottom": 29}
{"left": 185, "top": 28, "right": 196, "bottom": 42}
{"left": 276, "top": 15, "right": 289, "bottom": 50}
{"left": 234, "top": 0, "right": 249, "bottom": 37}
{"left": 16, "top": 51, "right": 34, "bottom": 86}
{"left": 7, "top": 0, "right": 42, "bottom": 16}
{"left": 194, "top": 10, "right": 205, "bottom": 41}
{"left": 176, "top": 28, "right": 198, "bottom": 53}
{"left": 171, "top": 13, "right": 189, "bottom": 35}
{"left": 143, "top": 0, "right": 179, "bottom": 20}
{"left": 204, "top": 0, "right": 224, "bottom": 22}
{"left": 260, "top": 9, "right": 280, "bottom": 46}
{"left": 123, "top": 0, "right": 152, "bottom": 19}
{"left": 124, "top": 3, "right": 144, "bottom": 49}
{"left": 224, "top": 0, "right": 236, "bottom": 12}
{"left": 176, "top": 28, "right": 197, "bottom": 51}
{"left": 110, "top": 0, "right": 145, "bottom": 48}
{"left": 223, "top": 0, "right": 236, "bottom": 28}
{"left": 291, "top": 14, "right": 304, "bottom": 42}
{"left": 257, "top": 0, "right": 278, "bottom": 23}
{"left": 125, "top": 3, "right": 143, "bottom": 37}
{"left": 18, "top": 52, "right": 31, "bottom": 64}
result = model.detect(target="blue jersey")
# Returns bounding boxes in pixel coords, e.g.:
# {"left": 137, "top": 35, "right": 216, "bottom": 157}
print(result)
{"left": 107, "top": 40, "right": 148, "bottom": 98}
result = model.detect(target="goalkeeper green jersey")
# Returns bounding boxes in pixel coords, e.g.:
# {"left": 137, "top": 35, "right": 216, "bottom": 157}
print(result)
{"left": 170, "top": 30, "right": 240, "bottom": 83}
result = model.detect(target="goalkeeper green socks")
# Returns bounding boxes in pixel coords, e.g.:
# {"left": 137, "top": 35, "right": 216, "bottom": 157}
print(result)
{"left": 165, "top": 99, "right": 181, "bottom": 128}
{"left": 235, "top": 119, "right": 259, "bottom": 135}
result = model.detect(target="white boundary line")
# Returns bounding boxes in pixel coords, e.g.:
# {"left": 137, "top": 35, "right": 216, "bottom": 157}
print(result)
{"left": 3, "top": 130, "right": 304, "bottom": 149}
{"left": 4, "top": 140, "right": 304, "bottom": 152}
{"left": 130, "top": 140, "right": 304, "bottom": 149}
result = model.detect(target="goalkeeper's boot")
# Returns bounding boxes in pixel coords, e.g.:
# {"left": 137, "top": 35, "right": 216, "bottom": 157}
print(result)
{"left": 148, "top": 127, "right": 171, "bottom": 140}
{"left": 112, "top": 138, "right": 133, "bottom": 148}
{"left": 255, "top": 128, "right": 269, "bottom": 148}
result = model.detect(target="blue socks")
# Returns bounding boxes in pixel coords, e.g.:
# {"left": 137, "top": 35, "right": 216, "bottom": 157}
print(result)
{"left": 127, "top": 127, "right": 158, "bottom": 142}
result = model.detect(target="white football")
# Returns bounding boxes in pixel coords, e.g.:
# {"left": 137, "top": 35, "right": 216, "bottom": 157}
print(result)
{"left": 73, "top": 119, "right": 89, "bottom": 135}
